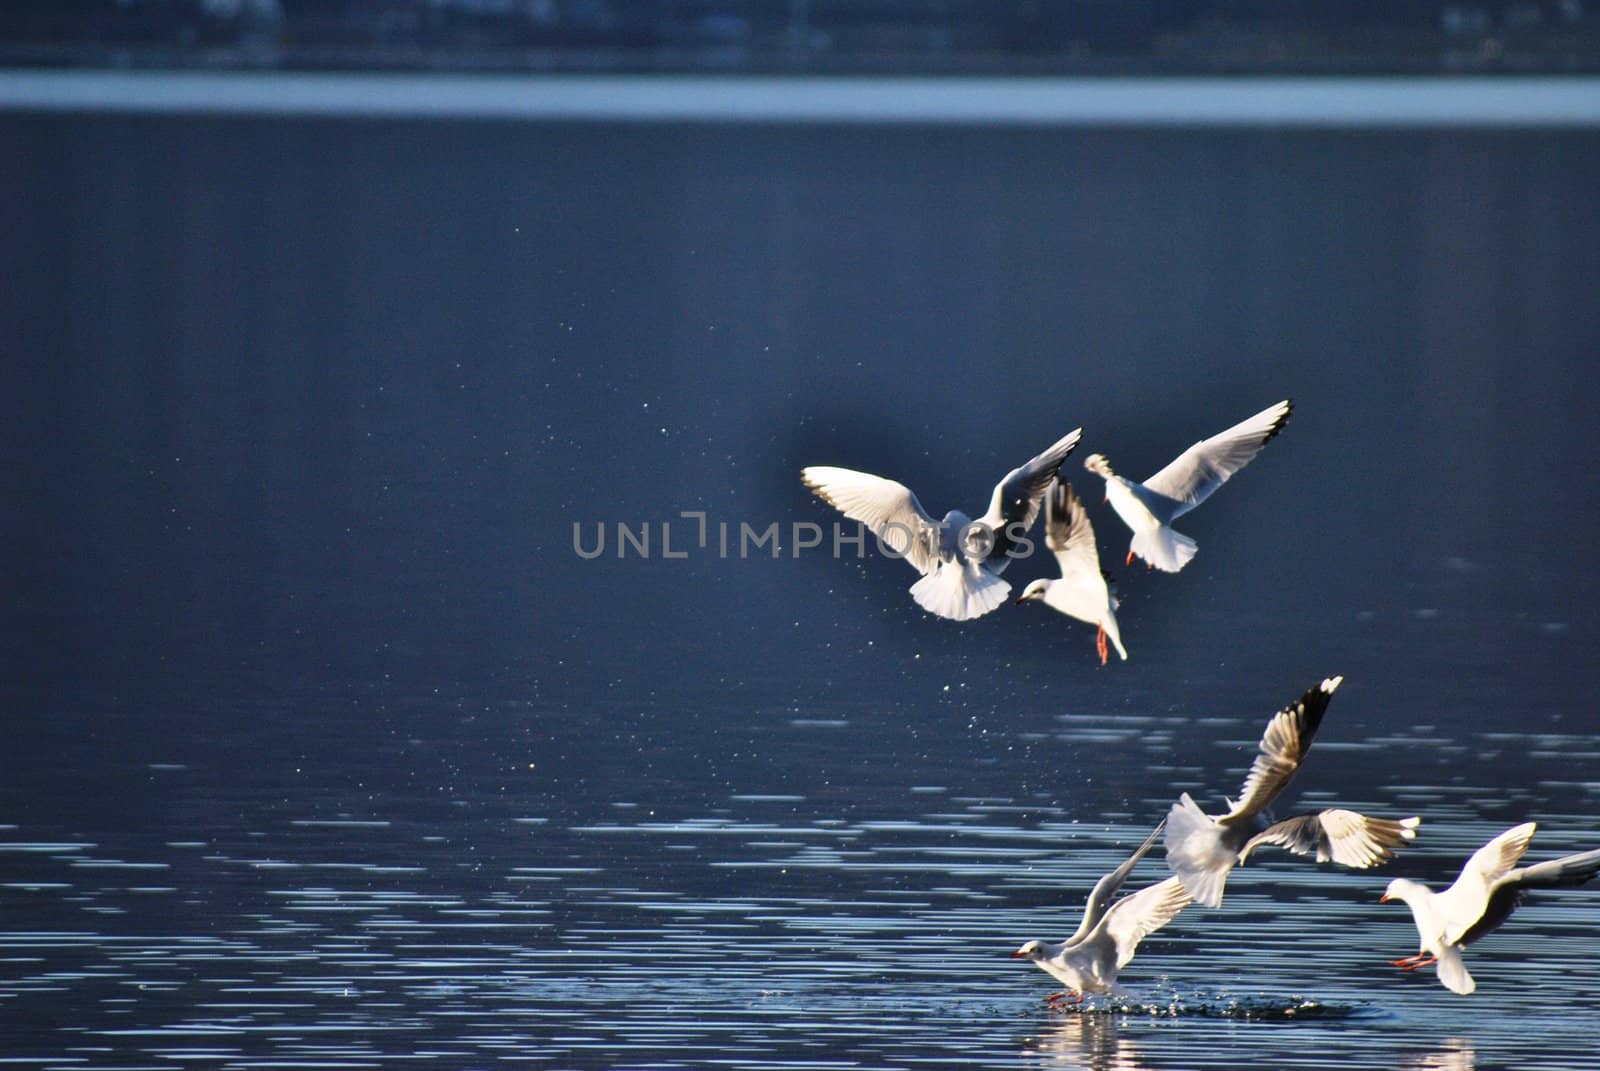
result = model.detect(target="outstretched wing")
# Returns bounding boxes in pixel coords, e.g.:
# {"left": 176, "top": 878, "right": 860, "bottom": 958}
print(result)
{"left": 1239, "top": 809, "right": 1420, "bottom": 867}
{"left": 1437, "top": 822, "right": 1538, "bottom": 946}
{"left": 1141, "top": 399, "right": 1292, "bottom": 519}
{"left": 1102, "top": 876, "right": 1192, "bottom": 970}
{"left": 1065, "top": 820, "right": 1165, "bottom": 947}
{"left": 978, "top": 428, "right": 1082, "bottom": 560}
{"left": 1221, "top": 676, "right": 1342, "bottom": 825}
{"left": 1457, "top": 846, "right": 1600, "bottom": 948}
{"left": 801, "top": 466, "right": 940, "bottom": 575}
{"left": 1044, "top": 479, "right": 1106, "bottom": 587}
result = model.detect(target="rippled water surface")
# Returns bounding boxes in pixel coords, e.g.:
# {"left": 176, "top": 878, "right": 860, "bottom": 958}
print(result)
{"left": 5, "top": 657, "right": 1599, "bottom": 1070}
{"left": 5, "top": 109, "right": 1600, "bottom": 1069}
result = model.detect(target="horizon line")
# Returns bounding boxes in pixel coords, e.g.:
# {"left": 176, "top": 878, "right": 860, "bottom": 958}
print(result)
{"left": 3, "top": 70, "right": 1600, "bottom": 126}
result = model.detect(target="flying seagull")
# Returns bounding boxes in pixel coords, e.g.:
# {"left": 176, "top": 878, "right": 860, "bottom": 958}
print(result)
{"left": 1164, "top": 676, "right": 1421, "bottom": 907}
{"left": 1082, "top": 399, "right": 1292, "bottom": 572}
{"left": 801, "top": 428, "right": 1082, "bottom": 621}
{"left": 1015, "top": 479, "right": 1128, "bottom": 665}
{"left": 1013, "top": 821, "right": 1191, "bottom": 1004}
{"left": 1382, "top": 822, "right": 1600, "bottom": 995}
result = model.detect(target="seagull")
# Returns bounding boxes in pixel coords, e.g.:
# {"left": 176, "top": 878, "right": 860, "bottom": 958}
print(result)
{"left": 1382, "top": 823, "right": 1600, "bottom": 995}
{"left": 801, "top": 428, "right": 1082, "bottom": 621}
{"left": 1015, "top": 479, "right": 1128, "bottom": 665}
{"left": 1013, "top": 821, "right": 1191, "bottom": 1004}
{"left": 1082, "top": 399, "right": 1292, "bottom": 572}
{"left": 1164, "top": 676, "right": 1421, "bottom": 907}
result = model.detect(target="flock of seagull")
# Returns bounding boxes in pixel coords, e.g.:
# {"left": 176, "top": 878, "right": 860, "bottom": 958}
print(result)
{"left": 801, "top": 400, "right": 1600, "bottom": 1002}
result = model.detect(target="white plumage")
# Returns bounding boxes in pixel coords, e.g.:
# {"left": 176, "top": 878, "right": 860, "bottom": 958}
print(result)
{"left": 1163, "top": 676, "right": 1421, "bottom": 907}
{"left": 802, "top": 428, "right": 1082, "bottom": 621}
{"left": 1083, "top": 399, "right": 1292, "bottom": 572}
{"left": 1015, "top": 479, "right": 1127, "bottom": 664}
{"left": 1013, "top": 822, "right": 1191, "bottom": 1002}
{"left": 1383, "top": 823, "right": 1600, "bottom": 995}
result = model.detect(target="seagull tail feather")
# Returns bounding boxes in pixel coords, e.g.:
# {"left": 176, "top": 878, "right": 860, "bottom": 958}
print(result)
{"left": 909, "top": 561, "right": 1010, "bottom": 622}
{"left": 1436, "top": 946, "right": 1475, "bottom": 995}
{"left": 1130, "top": 526, "right": 1198, "bottom": 573}
{"left": 1164, "top": 793, "right": 1233, "bottom": 908}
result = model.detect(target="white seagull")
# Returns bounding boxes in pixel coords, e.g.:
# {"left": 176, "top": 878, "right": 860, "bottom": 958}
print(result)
{"left": 801, "top": 428, "right": 1082, "bottom": 621}
{"left": 1382, "top": 822, "right": 1600, "bottom": 995}
{"left": 1082, "top": 399, "right": 1292, "bottom": 572}
{"left": 1015, "top": 479, "right": 1128, "bottom": 665}
{"left": 1013, "top": 821, "right": 1191, "bottom": 1004}
{"left": 1165, "top": 676, "right": 1421, "bottom": 907}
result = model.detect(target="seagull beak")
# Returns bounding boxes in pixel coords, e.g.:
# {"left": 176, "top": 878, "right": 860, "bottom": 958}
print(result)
{"left": 1014, "top": 595, "right": 1027, "bottom": 605}
{"left": 1379, "top": 894, "right": 1391, "bottom": 903}
{"left": 1010, "top": 950, "right": 1027, "bottom": 959}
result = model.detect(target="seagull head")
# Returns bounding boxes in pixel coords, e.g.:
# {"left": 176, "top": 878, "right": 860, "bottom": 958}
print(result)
{"left": 1012, "top": 940, "right": 1047, "bottom": 961}
{"left": 1083, "top": 453, "right": 1114, "bottom": 479}
{"left": 1380, "top": 877, "right": 1420, "bottom": 904}
{"left": 1015, "top": 579, "right": 1050, "bottom": 604}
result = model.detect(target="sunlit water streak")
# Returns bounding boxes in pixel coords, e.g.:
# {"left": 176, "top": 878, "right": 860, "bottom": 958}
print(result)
{"left": 2, "top": 705, "right": 1599, "bottom": 1070}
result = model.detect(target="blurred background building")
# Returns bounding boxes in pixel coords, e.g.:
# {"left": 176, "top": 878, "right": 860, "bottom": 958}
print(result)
{"left": 0, "top": 0, "right": 1595, "bottom": 74}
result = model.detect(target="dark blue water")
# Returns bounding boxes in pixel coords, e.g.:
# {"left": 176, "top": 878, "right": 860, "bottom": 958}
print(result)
{"left": 2, "top": 104, "right": 1599, "bottom": 1068}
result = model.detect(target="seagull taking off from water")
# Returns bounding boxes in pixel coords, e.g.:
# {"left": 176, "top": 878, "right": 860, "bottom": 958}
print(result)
{"left": 801, "top": 428, "right": 1081, "bottom": 621}
{"left": 1013, "top": 821, "right": 1191, "bottom": 1004}
{"left": 1382, "top": 823, "right": 1600, "bottom": 995}
{"left": 1015, "top": 479, "right": 1127, "bottom": 665}
{"left": 1082, "top": 399, "right": 1292, "bottom": 572}
{"left": 1164, "top": 676, "right": 1421, "bottom": 907}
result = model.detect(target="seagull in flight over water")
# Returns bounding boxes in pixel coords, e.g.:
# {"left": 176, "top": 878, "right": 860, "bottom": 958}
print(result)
{"left": 802, "top": 428, "right": 1081, "bottom": 621}
{"left": 1013, "top": 821, "right": 1191, "bottom": 1005}
{"left": 1015, "top": 479, "right": 1127, "bottom": 665}
{"left": 1382, "top": 823, "right": 1600, "bottom": 995}
{"left": 1083, "top": 399, "right": 1292, "bottom": 572}
{"left": 1164, "top": 676, "right": 1421, "bottom": 907}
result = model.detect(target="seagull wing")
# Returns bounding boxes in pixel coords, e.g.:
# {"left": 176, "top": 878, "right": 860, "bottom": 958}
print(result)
{"left": 1512, "top": 846, "right": 1600, "bottom": 890}
{"left": 978, "top": 428, "right": 1082, "bottom": 560}
{"left": 1220, "top": 676, "right": 1342, "bottom": 825}
{"left": 1458, "top": 847, "right": 1600, "bottom": 948}
{"left": 1101, "top": 876, "right": 1192, "bottom": 970}
{"left": 1140, "top": 399, "right": 1292, "bottom": 519}
{"left": 1065, "top": 820, "right": 1165, "bottom": 946}
{"left": 1239, "top": 809, "right": 1420, "bottom": 868}
{"left": 1436, "top": 822, "right": 1538, "bottom": 946}
{"left": 800, "top": 466, "right": 940, "bottom": 575}
{"left": 1044, "top": 479, "right": 1107, "bottom": 588}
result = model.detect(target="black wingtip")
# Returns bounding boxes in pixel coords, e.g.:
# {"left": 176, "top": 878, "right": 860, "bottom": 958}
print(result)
{"left": 1295, "top": 674, "right": 1341, "bottom": 737}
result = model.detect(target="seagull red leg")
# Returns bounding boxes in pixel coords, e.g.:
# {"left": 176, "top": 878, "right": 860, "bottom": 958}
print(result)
{"left": 1096, "top": 626, "right": 1108, "bottom": 666}
{"left": 1389, "top": 953, "right": 1437, "bottom": 971}
{"left": 1125, "top": 550, "right": 1135, "bottom": 566}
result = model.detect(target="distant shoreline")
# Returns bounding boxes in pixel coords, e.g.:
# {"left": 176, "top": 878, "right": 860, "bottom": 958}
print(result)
{"left": 3, "top": 71, "right": 1600, "bottom": 126}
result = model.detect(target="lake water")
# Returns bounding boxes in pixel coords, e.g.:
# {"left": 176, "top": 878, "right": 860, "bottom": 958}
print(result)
{"left": 3, "top": 86, "right": 1599, "bottom": 1069}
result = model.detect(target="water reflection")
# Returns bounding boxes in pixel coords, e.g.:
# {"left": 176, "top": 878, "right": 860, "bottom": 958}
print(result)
{"left": 1021, "top": 1013, "right": 1149, "bottom": 1071}
{"left": 1401, "top": 1038, "right": 1476, "bottom": 1071}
